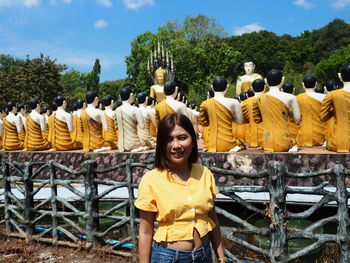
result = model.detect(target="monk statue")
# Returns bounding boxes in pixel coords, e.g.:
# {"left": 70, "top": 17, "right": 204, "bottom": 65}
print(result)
{"left": 199, "top": 76, "right": 245, "bottom": 152}
{"left": 325, "top": 80, "right": 338, "bottom": 94}
{"left": 102, "top": 96, "right": 118, "bottom": 150}
{"left": 146, "top": 97, "right": 157, "bottom": 138}
{"left": 3, "top": 102, "right": 24, "bottom": 150}
{"left": 47, "top": 103, "right": 57, "bottom": 147}
{"left": 115, "top": 88, "right": 149, "bottom": 152}
{"left": 281, "top": 82, "right": 299, "bottom": 140}
{"left": 48, "top": 96, "right": 82, "bottom": 151}
{"left": 40, "top": 106, "right": 50, "bottom": 139}
{"left": 320, "top": 63, "right": 350, "bottom": 152}
{"left": 24, "top": 99, "right": 50, "bottom": 151}
{"left": 294, "top": 76, "right": 325, "bottom": 148}
{"left": 150, "top": 66, "right": 167, "bottom": 102}
{"left": 154, "top": 81, "right": 190, "bottom": 126}
{"left": 236, "top": 59, "right": 262, "bottom": 94}
{"left": 137, "top": 92, "right": 156, "bottom": 147}
{"left": 202, "top": 87, "right": 215, "bottom": 148}
{"left": 71, "top": 99, "right": 85, "bottom": 144}
{"left": 253, "top": 69, "right": 301, "bottom": 153}
{"left": 17, "top": 104, "right": 27, "bottom": 143}
{"left": 80, "top": 91, "right": 111, "bottom": 152}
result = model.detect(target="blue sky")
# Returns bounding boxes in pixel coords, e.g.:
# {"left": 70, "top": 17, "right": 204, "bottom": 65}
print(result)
{"left": 0, "top": 0, "right": 349, "bottom": 82}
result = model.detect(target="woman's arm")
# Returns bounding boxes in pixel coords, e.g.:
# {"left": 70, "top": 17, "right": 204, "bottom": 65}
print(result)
{"left": 208, "top": 207, "right": 226, "bottom": 261}
{"left": 138, "top": 210, "right": 156, "bottom": 263}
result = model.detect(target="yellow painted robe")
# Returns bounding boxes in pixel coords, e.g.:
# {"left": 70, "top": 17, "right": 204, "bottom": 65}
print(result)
{"left": 199, "top": 98, "right": 244, "bottom": 152}
{"left": 320, "top": 89, "right": 350, "bottom": 152}
{"left": 296, "top": 94, "right": 325, "bottom": 147}
{"left": 253, "top": 94, "right": 294, "bottom": 152}
{"left": 18, "top": 127, "right": 26, "bottom": 143}
{"left": 42, "top": 124, "right": 49, "bottom": 139}
{"left": 242, "top": 97, "right": 263, "bottom": 147}
{"left": 70, "top": 114, "right": 84, "bottom": 144}
{"left": 3, "top": 118, "right": 24, "bottom": 150}
{"left": 288, "top": 119, "right": 299, "bottom": 140}
{"left": 24, "top": 115, "right": 50, "bottom": 151}
{"left": 324, "top": 117, "right": 334, "bottom": 141}
{"left": 48, "top": 114, "right": 82, "bottom": 151}
{"left": 80, "top": 110, "right": 110, "bottom": 152}
{"left": 155, "top": 100, "right": 176, "bottom": 127}
{"left": 103, "top": 114, "right": 118, "bottom": 150}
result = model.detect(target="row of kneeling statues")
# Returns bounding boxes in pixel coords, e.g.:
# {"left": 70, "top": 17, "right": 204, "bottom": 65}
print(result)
{"left": 1, "top": 63, "right": 350, "bottom": 153}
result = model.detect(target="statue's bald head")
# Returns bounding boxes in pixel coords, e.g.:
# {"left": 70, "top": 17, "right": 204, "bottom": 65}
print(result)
{"left": 340, "top": 64, "right": 350, "bottom": 82}
{"left": 266, "top": 69, "right": 283, "bottom": 86}
{"left": 212, "top": 76, "right": 227, "bottom": 92}
{"left": 164, "top": 81, "right": 177, "bottom": 96}
{"left": 303, "top": 75, "right": 317, "bottom": 89}
{"left": 252, "top": 79, "right": 265, "bottom": 93}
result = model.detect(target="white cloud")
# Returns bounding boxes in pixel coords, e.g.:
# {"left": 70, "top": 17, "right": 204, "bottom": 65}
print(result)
{"left": 0, "top": 0, "right": 40, "bottom": 7}
{"left": 97, "top": 0, "right": 112, "bottom": 7}
{"left": 292, "top": 0, "right": 314, "bottom": 9}
{"left": 234, "top": 23, "right": 265, "bottom": 36}
{"left": 94, "top": 19, "right": 107, "bottom": 29}
{"left": 331, "top": 0, "right": 350, "bottom": 9}
{"left": 123, "top": 0, "right": 154, "bottom": 10}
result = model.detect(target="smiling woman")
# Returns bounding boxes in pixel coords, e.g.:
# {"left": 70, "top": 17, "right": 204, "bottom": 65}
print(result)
{"left": 135, "top": 113, "right": 228, "bottom": 263}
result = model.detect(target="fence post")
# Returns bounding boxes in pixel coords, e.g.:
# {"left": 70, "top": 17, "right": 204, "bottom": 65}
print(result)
{"left": 49, "top": 161, "right": 58, "bottom": 246}
{"left": 126, "top": 159, "right": 137, "bottom": 252}
{"left": 333, "top": 164, "right": 350, "bottom": 263}
{"left": 2, "top": 162, "right": 12, "bottom": 234}
{"left": 84, "top": 160, "right": 99, "bottom": 249}
{"left": 267, "top": 161, "right": 288, "bottom": 263}
{"left": 23, "top": 162, "right": 35, "bottom": 241}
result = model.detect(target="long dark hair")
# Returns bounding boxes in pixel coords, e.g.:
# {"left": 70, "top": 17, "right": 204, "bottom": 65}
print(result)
{"left": 154, "top": 114, "right": 198, "bottom": 170}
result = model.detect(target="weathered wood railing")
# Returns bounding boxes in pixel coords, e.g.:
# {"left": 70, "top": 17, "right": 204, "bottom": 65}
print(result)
{"left": 0, "top": 159, "right": 349, "bottom": 262}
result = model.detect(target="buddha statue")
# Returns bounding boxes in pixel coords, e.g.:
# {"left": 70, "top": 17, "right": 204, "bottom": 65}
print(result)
{"left": 17, "top": 104, "right": 27, "bottom": 143}
{"left": 236, "top": 59, "right": 262, "bottom": 94}
{"left": 320, "top": 63, "right": 350, "bottom": 152}
{"left": 24, "top": 99, "right": 50, "bottom": 151}
{"left": 199, "top": 76, "right": 245, "bottom": 152}
{"left": 154, "top": 81, "right": 190, "bottom": 126}
{"left": 3, "top": 102, "right": 24, "bottom": 150}
{"left": 115, "top": 88, "right": 149, "bottom": 152}
{"left": 281, "top": 82, "right": 300, "bottom": 140}
{"left": 146, "top": 97, "right": 157, "bottom": 138}
{"left": 136, "top": 92, "right": 156, "bottom": 147}
{"left": 150, "top": 66, "right": 167, "bottom": 102}
{"left": 71, "top": 99, "right": 85, "bottom": 144}
{"left": 80, "top": 91, "right": 111, "bottom": 152}
{"left": 295, "top": 76, "right": 325, "bottom": 148}
{"left": 48, "top": 96, "right": 82, "bottom": 151}
{"left": 102, "top": 96, "right": 118, "bottom": 150}
{"left": 253, "top": 69, "right": 301, "bottom": 153}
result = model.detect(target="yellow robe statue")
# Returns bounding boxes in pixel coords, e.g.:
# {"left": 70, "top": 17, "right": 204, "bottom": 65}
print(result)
{"left": 320, "top": 89, "right": 350, "bottom": 152}
{"left": 242, "top": 97, "right": 263, "bottom": 147}
{"left": 3, "top": 118, "right": 24, "bottom": 150}
{"left": 42, "top": 123, "right": 49, "bottom": 139}
{"left": 102, "top": 114, "right": 118, "bottom": 150}
{"left": 199, "top": 98, "right": 244, "bottom": 152}
{"left": 24, "top": 115, "right": 50, "bottom": 151}
{"left": 296, "top": 94, "right": 325, "bottom": 147}
{"left": 80, "top": 109, "right": 110, "bottom": 152}
{"left": 253, "top": 94, "right": 294, "bottom": 152}
{"left": 324, "top": 117, "right": 334, "bottom": 142}
{"left": 18, "top": 127, "right": 26, "bottom": 143}
{"left": 48, "top": 114, "right": 82, "bottom": 151}
{"left": 288, "top": 119, "right": 299, "bottom": 140}
{"left": 70, "top": 114, "right": 84, "bottom": 144}
{"left": 150, "top": 121, "right": 157, "bottom": 137}
{"left": 155, "top": 100, "right": 176, "bottom": 127}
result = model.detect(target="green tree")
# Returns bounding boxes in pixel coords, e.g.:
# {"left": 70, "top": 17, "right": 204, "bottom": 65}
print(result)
{"left": 87, "top": 58, "right": 101, "bottom": 93}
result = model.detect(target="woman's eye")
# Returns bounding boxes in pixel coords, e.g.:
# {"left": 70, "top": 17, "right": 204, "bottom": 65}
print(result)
{"left": 179, "top": 135, "right": 188, "bottom": 140}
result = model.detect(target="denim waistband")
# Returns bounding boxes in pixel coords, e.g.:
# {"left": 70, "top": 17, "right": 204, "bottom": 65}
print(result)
{"left": 152, "top": 241, "right": 211, "bottom": 261}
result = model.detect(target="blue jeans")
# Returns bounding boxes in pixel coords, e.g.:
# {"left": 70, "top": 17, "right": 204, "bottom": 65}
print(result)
{"left": 151, "top": 242, "right": 213, "bottom": 263}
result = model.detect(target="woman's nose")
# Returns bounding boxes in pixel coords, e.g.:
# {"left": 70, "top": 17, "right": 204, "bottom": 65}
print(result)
{"left": 171, "top": 139, "right": 181, "bottom": 148}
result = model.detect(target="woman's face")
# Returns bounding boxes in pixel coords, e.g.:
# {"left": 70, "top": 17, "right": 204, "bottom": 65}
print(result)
{"left": 166, "top": 124, "right": 193, "bottom": 168}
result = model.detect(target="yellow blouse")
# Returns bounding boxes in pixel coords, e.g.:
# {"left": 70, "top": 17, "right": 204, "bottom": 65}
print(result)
{"left": 135, "top": 164, "right": 218, "bottom": 243}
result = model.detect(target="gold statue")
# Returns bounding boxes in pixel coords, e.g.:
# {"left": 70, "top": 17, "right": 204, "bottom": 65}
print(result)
{"left": 236, "top": 60, "right": 262, "bottom": 94}
{"left": 150, "top": 67, "right": 167, "bottom": 102}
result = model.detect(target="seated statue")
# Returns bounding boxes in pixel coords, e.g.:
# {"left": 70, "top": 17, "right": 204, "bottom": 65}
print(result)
{"left": 320, "top": 64, "right": 350, "bottom": 152}
{"left": 199, "top": 76, "right": 245, "bottom": 152}
{"left": 115, "top": 88, "right": 149, "bottom": 152}
{"left": 236, "top": 59, "right": 262, "bottom": 94}
{"left": 41, "top": 106, "right": 50, "bottom": 139}
{"left": 17, "top": 104, "right": 27, "bottom": 143}
{"left": 71, "top": 99, "right": 85, "bottom": 144}
{"left": 137, "top": 92, "right": 156, "bottom": 147}
{"left": 3, "top": 102, "right": 24, "bottom": 150}
{"left": 154, "top": 81, "right": 190, "bottom": 126}
{"left": 281, "top": 82, "right": 300, "bottom": 140}
{"left": 48, "top": 96, "right": 82, "bottom": 151}
{"left": 24, "top": 99, "right": 50, "bottom": 151}
{"left": 80, "top": 91, "right": 111, "bottom": 152}
{"left": 146, "top": 97, "right": 157, "bottom": 138}
{"left": 295, "top": 76, "right": 325, "bottom": 148}
{"left": 253, "top": 69, "right": 301, "bottom": 153}
{"left": 202, "top": 87, "right": 214, "bottom": 147}
{"left": 102, "top": 96, "right": 118, "bottom": 150}
{"left": 150, "top": 66, "right": 167, "bottom": 102}
{"left": 323, "top": 80, "right": 338, "bottom": 142}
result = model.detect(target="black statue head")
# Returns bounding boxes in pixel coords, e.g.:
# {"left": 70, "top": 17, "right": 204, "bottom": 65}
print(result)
{"left": 303, "top": 75, "right": 317, "bottom": 89}
{"left": 266, "top": 69, "right": 283, "bottom": 87}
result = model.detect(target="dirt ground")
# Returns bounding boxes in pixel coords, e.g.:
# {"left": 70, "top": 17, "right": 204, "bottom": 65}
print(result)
{"left": 0, "top": 232, "right": 135, "bottom": 263}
